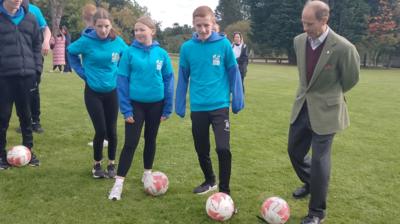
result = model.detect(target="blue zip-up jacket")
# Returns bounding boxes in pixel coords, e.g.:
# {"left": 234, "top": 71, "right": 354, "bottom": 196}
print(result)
{"left": 175, "top": 31, "right": 244, "bottom": 118}
{"left": 117, "top": 40, "right": 174, "bottom": 119}
{"left": 67, "top": 30, "right": 128, "bottom": 93}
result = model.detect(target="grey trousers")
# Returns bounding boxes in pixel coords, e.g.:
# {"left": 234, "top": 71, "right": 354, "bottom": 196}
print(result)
{"left": 288, "top": 104, "right": 335, "bottom": 219}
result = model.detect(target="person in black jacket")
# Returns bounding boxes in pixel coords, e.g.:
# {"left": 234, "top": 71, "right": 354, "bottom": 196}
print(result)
{"left": 232, "top": 32, "right": 249, "bottom": 93}
{"left": 0, "top": 0, "right": 43, "bottom": 169}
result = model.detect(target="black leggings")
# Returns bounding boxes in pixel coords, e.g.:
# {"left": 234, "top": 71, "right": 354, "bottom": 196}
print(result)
{"left": 116, "top": 100, "right": 163, "bottom": 177}
{"left": 84, "top": 85, "right": 118, "bottom": 162}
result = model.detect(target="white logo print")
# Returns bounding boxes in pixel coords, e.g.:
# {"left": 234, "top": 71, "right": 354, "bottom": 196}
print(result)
{"left": 212, "top": 54, "right": 221, "bottom": 66}
{"left": 156, "top": 60, "right": 163, "bottom": 71}
{"left": 224, "top": 119, "right": 230, "bottom": 132}
{"left": 111, "top": 52, "right": 120, "bottom": 63}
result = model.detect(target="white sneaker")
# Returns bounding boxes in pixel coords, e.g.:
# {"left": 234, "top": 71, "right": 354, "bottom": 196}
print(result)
{"left": 88, "top": 140, "right": 109, "bottom": 147}
{"left": 108, "top": 183, "right": 123, "bottom": 201}
{"left": 141, "top": 171, "right": 152, "bottom": 183}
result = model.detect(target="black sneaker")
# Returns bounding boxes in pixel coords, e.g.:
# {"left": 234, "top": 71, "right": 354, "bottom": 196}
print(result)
{"left": 32, "top": 123, "right": 44, "bottom": 133}
{"left": 193, "top": 181, "right": 217, "bottom": 195}
{"left": 106, "top": 164, "right": 116, "bottom": 178}
{"left": 28, "top": 153, "right": 40, "bottom": 167}
{"left": 92, "top": 163, "right": 105, "bottom": 178}
{"left": 0, "top": 157, "right": 10, "bottom": 170}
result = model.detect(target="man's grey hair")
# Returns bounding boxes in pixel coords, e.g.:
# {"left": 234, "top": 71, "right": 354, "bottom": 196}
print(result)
{"left": 304, "top": 0, "right": 330, "bottom": 21}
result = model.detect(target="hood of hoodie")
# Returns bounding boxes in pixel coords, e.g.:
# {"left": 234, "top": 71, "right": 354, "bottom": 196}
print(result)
{"left": 131, "top": 40, "right": 160, "bottom": 51}
{"left": 82, "top": 27, "right": 95, "bottom": 35}
{"left": 192, "top": 31, "right": 225, "bottom": 43}
{"left": 0, "top": 0, "right": 27, "bottom": 18}
{"left": 82, "top": 29, "right": 111, "bottom": 41}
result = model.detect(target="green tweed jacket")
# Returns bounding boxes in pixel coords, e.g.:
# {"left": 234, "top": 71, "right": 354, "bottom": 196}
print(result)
{"left": 291, "top": 29, "right": 360, "bottom": 135}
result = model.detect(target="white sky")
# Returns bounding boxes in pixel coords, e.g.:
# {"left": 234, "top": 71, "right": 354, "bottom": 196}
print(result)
{"left": 133, "top": 0, "right": 219, "bottom": 29}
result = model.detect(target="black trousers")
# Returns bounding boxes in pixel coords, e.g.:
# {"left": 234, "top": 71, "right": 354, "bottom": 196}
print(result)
{"left": 31, "top": 56, "right": 44, "bottom": 123}
{"left": 117, "top": 100, "right": 163, "bottom": 177}
{"left": 191, "top": 108, "right": 232, "bottom": 194}
{"left": 84, "top": 85, "right": 118, "bottom": 162}
{"left": 288, "top": 104, "right": 335, "bottom": 219}
{"left": 0, "top": 76, "right": 34, "bottom": 158}
{"left": 17, "top": 58, "right": 41, "bottom": 124}
{"left": 30, "top": 78, "right": 40, "bottom": 123}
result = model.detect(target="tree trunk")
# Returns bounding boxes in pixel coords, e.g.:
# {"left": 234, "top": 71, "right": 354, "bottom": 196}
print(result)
{"left": 363, "top": 53, "right": 367, "bottom": 68}
{"left": 287, "top": 47, "right": 296, "bottom": 65}
{"left": 50, "top": 0, "right": 64, "bottom": 35}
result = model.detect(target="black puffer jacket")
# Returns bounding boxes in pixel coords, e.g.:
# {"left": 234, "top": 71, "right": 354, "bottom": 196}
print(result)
{"left": 0, "top": 4, "right": 43, "bottom": 77}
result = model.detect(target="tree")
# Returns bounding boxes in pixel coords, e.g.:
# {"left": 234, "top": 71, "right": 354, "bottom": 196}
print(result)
{"left": 215, "top": 0, "right": 244, "bottom": 30}
{"left": 161, "top": 23, "right": 193, "bottom": 53}
{"left": 361, "top": 0, "right": 399, "bottom": 66}
{"left": 328, "top": 0, "right": 370, "bottom": 44}
{"left": 247, "top": 0, "right": 306, "bottom": 64}
{"left": 49, "top": 0, "right": 64, "bottom": 35}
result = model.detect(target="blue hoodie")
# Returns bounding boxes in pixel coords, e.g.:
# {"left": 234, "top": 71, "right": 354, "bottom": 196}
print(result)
{"left": 0, "top": 0, "right": 25, "bottom": 25}
{"left": 67, "top": 30, "right": 128, "bottom": 93}
{"left": 175, "top": 31, "right": 244, "bottom": 117}
{"left": 117, "top": 40, "right": 174, "bottom": 119}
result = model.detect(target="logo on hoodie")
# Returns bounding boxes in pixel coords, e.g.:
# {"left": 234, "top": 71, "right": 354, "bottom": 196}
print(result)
{"left": 156, "top": 60, "right": 163, "bottom": 71}
{"left": 212, "top": 54, "right": 221, "bottom": 66}
{"left": 111, "top": 53, "right": 120, "bottom": 63}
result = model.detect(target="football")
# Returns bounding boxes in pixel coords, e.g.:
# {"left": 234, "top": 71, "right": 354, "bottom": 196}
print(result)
{"left": 143, "top": 171, "right": 169, "bottom": 196}
{"left": 260, "top": 196, "right": 290, "bottom": 224}
{"left": 7, "top": 145, "right": 31, "bottom": 167}
{"left": 206, "top": 192, "right": 235, "bottom": 221}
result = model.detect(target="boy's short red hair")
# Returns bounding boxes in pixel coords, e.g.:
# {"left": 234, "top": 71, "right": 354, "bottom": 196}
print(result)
{"left": 192, "top": 6, "right": 216, "bottom": 22}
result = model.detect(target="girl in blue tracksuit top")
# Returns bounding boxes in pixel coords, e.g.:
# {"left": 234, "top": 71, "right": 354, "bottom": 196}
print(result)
{"left": 175, "top": 6, "right": 244, "bottom": 196}
{"left": 108, "top": 16, "right": 174, "bottom": 201}
{"left": 67, "top": 8, "right": 128, "bottom": 179}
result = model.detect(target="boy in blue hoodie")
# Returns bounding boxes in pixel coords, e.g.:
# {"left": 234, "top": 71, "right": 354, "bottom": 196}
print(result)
{"left": 175, "top": 6, "right": 244, "bottom": 195}
{"left": 68, "top": 8, "right": 128, "bottom": 179}
{"left": 108, "top": 16, "right": 174, "bottom": 201}
{"left": 0, "top": 0, "right": 43, "bottom": 169}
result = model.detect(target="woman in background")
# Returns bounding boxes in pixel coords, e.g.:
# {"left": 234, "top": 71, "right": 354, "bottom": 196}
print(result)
{"left": 50, "top": 30, "right": 66, "bottom": 72}
{"left": 232, "top": 32, "right": 248, "bottom": 93}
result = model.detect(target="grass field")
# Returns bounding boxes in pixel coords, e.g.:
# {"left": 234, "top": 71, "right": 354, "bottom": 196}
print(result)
{"left": 0, "top": 58, "right": 399, "bottom": 224}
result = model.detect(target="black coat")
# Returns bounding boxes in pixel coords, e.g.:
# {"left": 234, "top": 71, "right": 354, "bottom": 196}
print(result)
{"left": 0, "top": 5, "right": 43, "bottom": 78}
{"left": 232, "top": 43, "right": 249, "bottom": 77}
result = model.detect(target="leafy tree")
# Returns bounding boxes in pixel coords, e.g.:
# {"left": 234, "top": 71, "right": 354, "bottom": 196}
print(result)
{"left": 161, "top": 23, "right": 193, "bottom": 53}
{"left": 328, "top": 0, "right": 370, "bottom": 44}
{"left": 32, "top": 0, "right": 146, "bottom": 42}
{"left": 247, "top": 0, "right": 305, "bottom": 64}
{"left": 363, "top": 0, "right": 399, "bottom": 66}
{"left": 215, "top": 0, "right": 244, "bottom": 30}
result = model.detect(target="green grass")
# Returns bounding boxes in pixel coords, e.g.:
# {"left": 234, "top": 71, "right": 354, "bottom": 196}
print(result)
{"left": 0, "top": 59, "right": 399, "bottom": 224}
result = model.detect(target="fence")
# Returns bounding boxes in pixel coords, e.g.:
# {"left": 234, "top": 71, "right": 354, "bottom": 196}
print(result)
{"left": 169, "top": 53, "right": 289, "bottom": 64}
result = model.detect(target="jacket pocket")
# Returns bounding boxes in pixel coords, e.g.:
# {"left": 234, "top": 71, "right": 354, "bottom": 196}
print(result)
{"left": 326, "top": 97, "right": 341, "bottom": 106}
